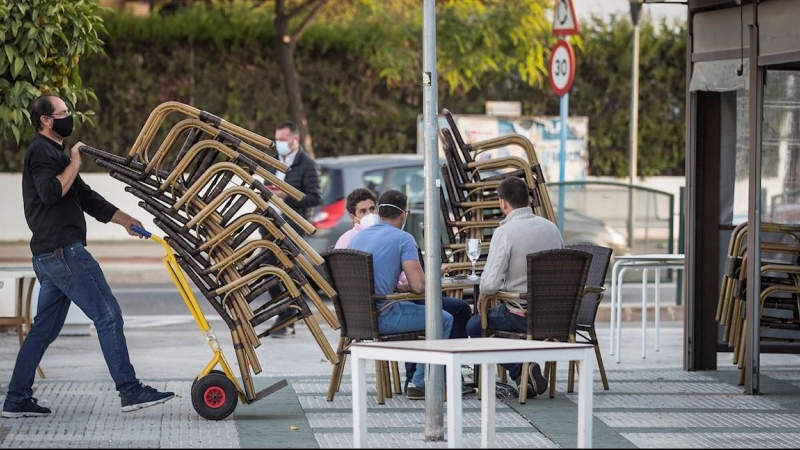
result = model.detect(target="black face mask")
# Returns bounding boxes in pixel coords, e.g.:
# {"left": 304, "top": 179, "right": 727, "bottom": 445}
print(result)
{"left": 51, "top": 115, "right": 74, "bottom": 138}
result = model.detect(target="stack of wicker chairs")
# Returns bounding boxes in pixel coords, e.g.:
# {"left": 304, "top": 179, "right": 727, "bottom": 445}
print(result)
{"left": 715, "top": 222, "right": 800, "bottom": 385}
{"left": 80, "top": 101, "right": 339, "bottom": 403}
{"left": 436, "top": 108, "right": 558, "bottom": 277}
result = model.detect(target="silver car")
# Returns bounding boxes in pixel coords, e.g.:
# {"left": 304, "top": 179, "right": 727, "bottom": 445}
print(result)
{"left": 306, "top": 154, "right": 630, "bottom": 257}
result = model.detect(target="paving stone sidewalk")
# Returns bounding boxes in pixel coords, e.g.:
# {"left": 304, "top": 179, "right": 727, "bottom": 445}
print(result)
{"left": 3, "top": 318, "right": 800, "bottom": 448}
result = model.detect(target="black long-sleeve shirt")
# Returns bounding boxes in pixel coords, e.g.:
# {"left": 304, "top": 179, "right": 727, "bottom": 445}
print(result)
{"left": 22, "top": 135, "right": 118, "bottom": 255}
{"left": 267, "top": 148, "right": 322, "bottom": 236}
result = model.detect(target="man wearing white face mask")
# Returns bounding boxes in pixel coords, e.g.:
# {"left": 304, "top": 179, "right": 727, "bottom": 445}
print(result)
{"left": 334, "top": 188, "right": 379, "bottom": 249}
{"left": 260, "top": 121, "right": 322, "bottom": 338}
{"left": 263, "top": 121, "right": 322, "bottom": 233}
{"left": 348, "top": 190, "right": 471, "bottom": 400}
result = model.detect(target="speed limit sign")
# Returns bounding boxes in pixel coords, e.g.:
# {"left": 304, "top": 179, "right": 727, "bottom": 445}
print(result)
{"left": 549, "top": 39, "right": 576, "bottom": 97}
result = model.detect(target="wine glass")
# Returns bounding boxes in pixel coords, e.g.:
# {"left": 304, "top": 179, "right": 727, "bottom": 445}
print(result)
{"left": 467, "top": 238, "right": 481, "bottom": 281}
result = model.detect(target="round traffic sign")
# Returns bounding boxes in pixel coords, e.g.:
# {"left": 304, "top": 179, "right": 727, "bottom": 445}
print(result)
{"left": 549, "top": 39, "right": 576, "bottom": 97}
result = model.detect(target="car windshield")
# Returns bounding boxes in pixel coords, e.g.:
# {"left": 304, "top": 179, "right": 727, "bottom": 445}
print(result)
{"left": 318, "top": 167, "right": 344, "bottom": 205}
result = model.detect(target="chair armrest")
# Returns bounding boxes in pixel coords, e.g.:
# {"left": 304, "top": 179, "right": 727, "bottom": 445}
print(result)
{"left": 375, "top": 292, "right": 426, "bottom": 313}
{"left": 480, "top": 291, "right": 525, "bottom": 336}
{"left": 485, "top": 291, "right": 525, "bottom": 301}
{"left": 383, "top": 292, "right": 426, "bottom": 301}
{"left": 583, "top": 286, "right": 605, "bottom": 296}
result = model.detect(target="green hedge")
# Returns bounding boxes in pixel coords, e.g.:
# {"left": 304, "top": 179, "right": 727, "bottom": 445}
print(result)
{"left": 0, "top": 8, "right": 686, "bottom": 177}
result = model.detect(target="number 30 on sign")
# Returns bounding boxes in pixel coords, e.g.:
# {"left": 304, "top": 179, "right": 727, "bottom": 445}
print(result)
{"left": 548, "top": 39, "right": 576, "bottom": 97}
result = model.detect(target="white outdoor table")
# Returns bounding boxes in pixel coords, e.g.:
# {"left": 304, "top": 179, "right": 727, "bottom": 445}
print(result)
{"left": 350, "top": 338, "right": 595, "bottom": 448}
{"left": 0, "top": 266, "right": 38, "bottom": 334}
{"left": 608, "top": 254, "right": 685, "bottom": 363}
{"left": 0, "top": 266, "right": 45, "bottom": 377}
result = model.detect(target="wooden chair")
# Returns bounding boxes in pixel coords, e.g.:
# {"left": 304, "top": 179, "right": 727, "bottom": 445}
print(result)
{"left": 480, "top": 248, "right": 592, "bottom": 403}
{"left": 322, "top": 249, "right": 426, "bottom": 404}
{"left": 565, "top": 244, "right": 613, "bottom": 393}
{"left": 0, "top": 274, "right": 45, "bottom": 379}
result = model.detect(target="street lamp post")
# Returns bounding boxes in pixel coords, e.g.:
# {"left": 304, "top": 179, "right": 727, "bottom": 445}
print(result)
{"left": 628, "top": 0, "right": 643, "bottom": 251}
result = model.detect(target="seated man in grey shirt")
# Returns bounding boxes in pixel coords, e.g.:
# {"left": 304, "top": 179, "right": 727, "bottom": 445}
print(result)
{"left": 465, "top": 176, "right": 564, "bottom": 398}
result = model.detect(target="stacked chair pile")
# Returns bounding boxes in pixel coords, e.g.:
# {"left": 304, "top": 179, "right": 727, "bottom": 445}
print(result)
{"left": 80, "top": 101, "right": 339, "bottom": 403}
{"left": 716, "top": 222, "right": 800, "bottom": 384}
{"left": 436, "top": 108, "right": 558, "bottom": 278}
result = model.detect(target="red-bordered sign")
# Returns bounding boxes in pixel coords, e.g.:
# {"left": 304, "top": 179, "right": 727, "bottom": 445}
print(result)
{"left": 552, "top": 0, "right": 580, "bottom": 36}
{"left": 549, "top": 39, "right": 576, "bottom": 97}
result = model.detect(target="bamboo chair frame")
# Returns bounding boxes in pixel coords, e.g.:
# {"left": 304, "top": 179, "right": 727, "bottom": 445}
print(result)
{"left": 565, "top": 244, "right": 613, "bottom": 393}
{"left": 142, "top": 118, "right": 288, "bottom": 178}
{"left": 158, "top": 139, "right": 302, "bottom": 202}
{"left": 321, "top": 249, "right": 426, "bottom": 404}
{"left": 126, "top": 101, "right": 274, "bottom": 165}
{"left": 718, "top": 223, "right": 800, "bottom": 343}
{"left": 478, "top": 249, "right": 592, "bottom": 403}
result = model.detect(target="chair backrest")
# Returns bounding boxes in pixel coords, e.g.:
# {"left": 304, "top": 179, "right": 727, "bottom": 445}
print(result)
{"left": 321, "top": 248, "right": 381, "bottom": 341}
{"left": 524, "top": 248, "right": 593, "bottom": 342}
{"left": 566, "top": 244, "right": 613, "bottom": 328}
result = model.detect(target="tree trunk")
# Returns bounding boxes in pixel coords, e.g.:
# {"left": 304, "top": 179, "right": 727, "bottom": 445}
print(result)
{"left": 276, "top": 39, "right": 314, "bottom": 157}
{"left": 274, "top": 0, "right": 324, "bottom": 158}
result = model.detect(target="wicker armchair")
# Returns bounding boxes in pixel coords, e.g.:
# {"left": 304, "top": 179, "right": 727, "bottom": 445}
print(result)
{"left": 322, "top": 249, "right": 426, "bottom": 404}
{"left": 565, "top": 244, "right": 613, "bottom": 392}
{"left": 480, "top": 248, "right": 592, "bottom": 403}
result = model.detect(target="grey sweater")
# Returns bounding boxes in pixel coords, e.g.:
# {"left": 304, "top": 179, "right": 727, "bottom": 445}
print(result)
{"left": 479, "top": 207, "right": 564, "bottom": 315}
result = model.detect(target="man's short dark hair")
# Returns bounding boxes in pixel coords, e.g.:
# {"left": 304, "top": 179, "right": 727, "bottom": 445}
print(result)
{"left": 497, "top": 176, "right": 530, "bottom": 209}
{"left": 346, "top": 188, "right": 377, "bottom": 215}
{"left": 276, "top": 121, "right": 299, "bottom": 135}
{"left": 377, "top": 189, "right": 407, "bottom": 219}
{"left": 30, "top": 95, "right": 56, "bottom": 131}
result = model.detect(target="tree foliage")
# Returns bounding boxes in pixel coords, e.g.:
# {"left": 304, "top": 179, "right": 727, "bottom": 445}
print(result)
{"left": 569, "top": 16, "right": 686, "bottom": 177}
{"left": 0, "top": 0, "right": 106, "bottom": 146}
{"left": 341, "top": 0, "right": 554, "bottom": 94}
{"left": 0, "top": 2, "right": 688, "bottom": 178}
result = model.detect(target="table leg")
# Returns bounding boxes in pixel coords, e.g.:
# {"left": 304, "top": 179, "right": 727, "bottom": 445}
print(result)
{"left": 447, "top": 361, "right": 462, "bottom": 449}
{"left": 609, "top": 261, "right": 621, "bottom": 356}
{"left": 642, "top": 268, "right": 648, "bottom": 359}
{"left": 615, "top": 266, "right": 631, "bottom": 363}
{"left": 353, "top": 357, "right": 368, "bottom": 448}
{"left": 480, "top": 363, "right": 496, "bottom": 448}
{"left": 655, "top": 268, "right": 661, "bottom": 352}
{"left": 472, "top": 282, "right": 480, "bottom": 385}
{"left": 576, "top": 351, "right": 594, "bottom": 449}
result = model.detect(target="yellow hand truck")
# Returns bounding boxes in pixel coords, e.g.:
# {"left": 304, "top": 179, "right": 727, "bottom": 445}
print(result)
{"left": 132, "top": 226, "right": 287, "bottom": 420}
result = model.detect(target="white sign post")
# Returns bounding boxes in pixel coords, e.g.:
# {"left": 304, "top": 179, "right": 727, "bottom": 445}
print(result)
{"left": 549, "top": 0, "right": 579, "bottom": 232}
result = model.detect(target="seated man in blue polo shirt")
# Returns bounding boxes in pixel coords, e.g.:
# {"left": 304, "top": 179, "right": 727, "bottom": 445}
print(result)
{"left": 348, "top": 190, "right": 470, "bottom": 400}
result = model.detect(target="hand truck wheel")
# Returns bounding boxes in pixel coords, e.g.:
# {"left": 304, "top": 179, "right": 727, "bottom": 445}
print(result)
{"left": 191, "top": 371, "right": 238, "bottom": 420}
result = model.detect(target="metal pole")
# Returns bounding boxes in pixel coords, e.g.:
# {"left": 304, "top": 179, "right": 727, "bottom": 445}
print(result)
{"left": 422, "top": 0, "right": 445, "bottom": 439}
{"left": 745, "top": 5, "right": 762, "bottom": 395}
{"left": 627, "top": 1, "right": 642, "bottom": 251}
{"left": 558, "top": 92, "right": 569, "bottom": 231}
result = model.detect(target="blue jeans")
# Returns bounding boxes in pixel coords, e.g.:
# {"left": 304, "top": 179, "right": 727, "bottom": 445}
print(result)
{"left": 466, "top": 303, "right": 528, "bottom": 381}
{"left": 5, "top": 243, "right": 140, "bottom": 404}
{"left": 378, "top": 301, "right": 453, "bottom": 388}
{"left": 404, "top": 296, "right": 472, "bottom": 383}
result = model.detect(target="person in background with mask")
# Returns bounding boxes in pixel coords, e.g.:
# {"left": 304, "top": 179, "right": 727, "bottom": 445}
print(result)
{"left": 334, "top": 187, "right": 379, "bottom": 249}
{"left": 260, "top": 120, "right": 322, "bottom": 338}
{"left": 347, "top": 190, "right": 471, "bottom": 400}
{"left": 2, "top": 95, "right": 174, "bottom": 418}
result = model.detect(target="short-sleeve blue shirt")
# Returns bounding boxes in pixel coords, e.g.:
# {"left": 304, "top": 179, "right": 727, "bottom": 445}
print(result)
{"left": 347, "top": 222, "right": 419, "bottom": 300}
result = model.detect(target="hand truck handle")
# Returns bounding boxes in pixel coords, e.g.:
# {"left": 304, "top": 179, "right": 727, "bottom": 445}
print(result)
{"left": 131, "top": 225, "right": 152, "bottom": 239}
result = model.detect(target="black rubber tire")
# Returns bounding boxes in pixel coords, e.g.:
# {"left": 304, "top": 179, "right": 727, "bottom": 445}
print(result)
{"left": 191, "top": 371, "right": 238, "bottom": 421}
{"left": 192, "top": 369, "right": 226, "bottom": 384}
